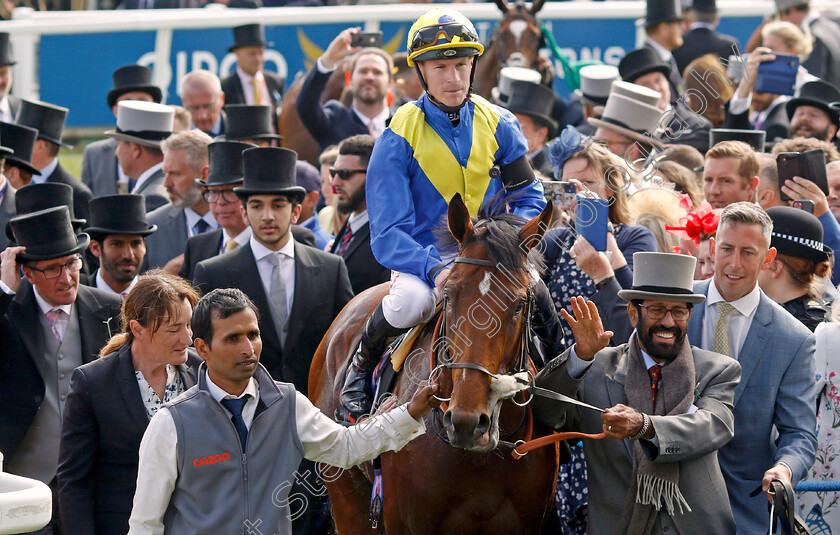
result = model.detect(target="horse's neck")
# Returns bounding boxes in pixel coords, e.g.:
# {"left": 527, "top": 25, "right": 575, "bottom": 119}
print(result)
{"left": 473, "top": 41, "right": 500, "bottom": 100}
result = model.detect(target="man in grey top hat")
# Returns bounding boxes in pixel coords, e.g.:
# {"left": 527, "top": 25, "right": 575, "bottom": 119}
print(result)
{"left": 108, "top": 101, "right": 174, "bottom": 213}
{"left": 776, "top": 0, "right": 840, "bottom": 88}
{"left": 0, "top": 206, "right": 122, "bottom": 534}
{"left": 533, "top": 252, "right": 739, "bottom": 535}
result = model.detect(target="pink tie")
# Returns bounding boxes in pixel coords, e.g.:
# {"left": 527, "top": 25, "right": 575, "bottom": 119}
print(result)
{"left": 45, "top": 309, "right": 62, "bottom": 342}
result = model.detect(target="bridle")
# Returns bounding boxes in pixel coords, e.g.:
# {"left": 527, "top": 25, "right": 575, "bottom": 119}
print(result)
{"left": 429, "top": 255, "right": 535, "bottom": 409}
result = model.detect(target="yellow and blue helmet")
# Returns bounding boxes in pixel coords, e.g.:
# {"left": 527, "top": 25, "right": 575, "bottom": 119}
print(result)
{"left": 406, "top": 8, "right": 484, "bottom": 67}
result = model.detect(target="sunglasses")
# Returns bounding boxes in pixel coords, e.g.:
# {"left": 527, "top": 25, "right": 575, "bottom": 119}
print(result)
{"left": 330, "top": 168, "right": 367, "bottom": 180}
{"left": 411, "top": 23, "right": 479, "bottom": 53}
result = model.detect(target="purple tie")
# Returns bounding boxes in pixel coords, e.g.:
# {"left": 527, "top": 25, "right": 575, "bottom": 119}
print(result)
{"left": 45, "top": 309, "right": 63, "bottom": 342}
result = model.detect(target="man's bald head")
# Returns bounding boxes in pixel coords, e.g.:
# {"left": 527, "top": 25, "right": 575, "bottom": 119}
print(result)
{"left": 181, "top": 70, "right": 225, "bottom": 134}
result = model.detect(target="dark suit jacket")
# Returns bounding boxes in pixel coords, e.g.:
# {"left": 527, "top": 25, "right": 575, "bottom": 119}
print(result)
{"left": 0, "top": 282, "right": 122, "bottom": 464}
{"left": 221, "top": 69, "right": 285, "bottom": 121}
{"left": 132, "top": 166, "right": 169, "bottom": 213}
{"left": 192, "top": 240, "right": 353, "bottom": 393}
{"left": 724, "top": 97, "right": 789, "bottom": 144}
{"left": 0, "top": 183, "right": 15, "bottom": 251}
{"left": 295, "top": 67, "right": 372, "bottom": 150}
{"left": 178, "top": 225, "right": 317, "bottom": 281}
{"left": 144, "top": 203, "right": 190, "bottom": 269}
{"left": 57, "top": 343, "right": 199, "bottom": 535}
{"left": 46, "top": 161, "right": 94, "bottom": 223}
{"left": 329, "top": 220, "right": 389, "bottom": 295}
{"left": 643, "top": 41, "right": 681, "bottom": 106}
{"left": 803, "top": 16, "right": 840, "bottom": 88}
{"left": 672, "top": 26, "right": 740, "bottom": 76}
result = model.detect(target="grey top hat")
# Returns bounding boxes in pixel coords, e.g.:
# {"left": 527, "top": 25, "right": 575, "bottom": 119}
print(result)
{"left": 588, "top": 81, "right": 664, "bottom": 148}
{"left": 617, "top": 252, "right": 706, "bottom": 304}
{"left": 574, "top": 64, "right": 620, "bottom": 107}
{"left": 106, "top": 101, "right": 174, "bottom": 149}
{"left": 775, "top": 0, "right": 808, "bottom": 12}
{"left": 492, "top": 67, "right": 542, "bottom": 105}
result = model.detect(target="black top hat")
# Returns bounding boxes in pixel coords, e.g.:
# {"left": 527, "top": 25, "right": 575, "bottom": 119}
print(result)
{"left": 504, "top": 81, "right": 557, "bottom": 139}
{"left": 786, "top": 80, "right": 840, "bottom": 126}
{"left": 85, "top": 194, "right": 158, "bottom": 238}
{"left": 619, "top": 48, "right": 671, "bottom": 84}
{"left": 220, "top": 105, "right": 282, "bottom": 143}
{"left": 1, "top": 122, "right": 38, "bottom": 175}
{"left": 198, "top": 141, "right": 252, "bottom": 187}
{"left": 641, "top": 0, "right": 683, "bottom": 27}
{"left": 6, "top": 182, "right": 86, "bottom": 240}
{"left": 767, "top": 206, "right": 832, "bottom": 263}
{"left": 689, "top": 0, "right": 717, "bottom": 12}
{"left": 106, "top": 65, "right": 163, "bottom": 109}
{"left": 10, "top": 206, "right": 90, "bottom": 262}
{"left": 234, "top": 147, "right": 306, "bottom": 202}
{"left": 0, "top": 33, "right": 16, "bottom": 67}
{"left": 710, "top": 128, "right": 766, "bottom": 152}
{"left": 15, "top": 99, "right": 73, "bottom": 149}
{"left": 229, "top": 24, "right": 273, "bottom": 53}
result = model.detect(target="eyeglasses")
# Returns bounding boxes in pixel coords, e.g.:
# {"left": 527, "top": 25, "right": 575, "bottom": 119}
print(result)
{"left": 203, "top": 189, "right": 240, "bottom": 203}
{"left": 329, "top": 168, "right": 367, "bottom": 180}
{"left": 184, "top": 102, "right": 220, "bottom": 114}
{"left": 411, "top": 23, "right": 479, "bottom": 53}
{"left": 637, "top": 304, "right": 691, "bottom": 321}
{"left": 29, "top": 256, "right": 83, "bottom": 279}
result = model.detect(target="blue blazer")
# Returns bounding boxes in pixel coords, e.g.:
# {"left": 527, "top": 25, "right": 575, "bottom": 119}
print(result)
{"left": 687, "top": 279, "right": 817, "bottom": 533}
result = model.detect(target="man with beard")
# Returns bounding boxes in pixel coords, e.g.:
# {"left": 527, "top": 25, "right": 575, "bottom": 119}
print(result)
{"left": 296, "top": 29, "right": 393, "bottom": 150}
{"left": 828, "top": 160, "right": 840, "bottom": 223}
{"left": 686, "top": 202, "right": 816, "bottom": 532}
{"left": 329, "top": 134, "right": 389, "bottom": 294}
{"left": 84, "top": 194, "right": 157, "bottom": 296}
{"left": 144, "top": 130, "right": 216, "bottom": 272}
{"left": 534, "top": 252, "right": 740, "bottom": 534}
{"left": 786, "top": 80, "right": 840, "bottom": 142}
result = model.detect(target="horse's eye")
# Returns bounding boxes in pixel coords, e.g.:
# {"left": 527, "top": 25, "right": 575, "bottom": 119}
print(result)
{"left": 514, "top": 299, "right": 525, "bottom": 314}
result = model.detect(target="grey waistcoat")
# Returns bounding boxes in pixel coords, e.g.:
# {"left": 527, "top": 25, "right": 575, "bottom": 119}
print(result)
{"left": 163, "top": 365, "right": 304, "bottom": 535}
{"left": 8, "top": 306, "right": 82, "bottom": 482}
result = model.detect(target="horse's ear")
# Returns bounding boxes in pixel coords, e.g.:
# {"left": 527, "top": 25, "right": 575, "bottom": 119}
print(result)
{"left": 530, "top": 0, "right": 546, "bottom": 16}
{"left": 518, "top": 200, "right": 553, "bottom": 250}
{"left": 493, "top": 0, "right": 510, "bottom": 14}
{"left": 448, "top": 193, "right": 474, "bottom": 244}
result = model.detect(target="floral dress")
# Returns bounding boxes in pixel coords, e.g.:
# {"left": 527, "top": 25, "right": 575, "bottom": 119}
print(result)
{"left": 799, "top": 322, "right": 840, "bottom": 534}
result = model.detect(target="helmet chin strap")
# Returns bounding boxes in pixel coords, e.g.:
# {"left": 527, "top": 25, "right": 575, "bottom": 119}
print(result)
{"left": 414, "top": 58, "right": 478, "bottom": 114}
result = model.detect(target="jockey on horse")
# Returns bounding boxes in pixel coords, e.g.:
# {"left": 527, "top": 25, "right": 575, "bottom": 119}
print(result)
{"left": 336, "top": 6, "right": 561, "bottom": 423}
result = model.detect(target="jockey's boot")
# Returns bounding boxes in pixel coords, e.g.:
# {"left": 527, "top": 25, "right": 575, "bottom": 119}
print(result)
{"left": 531, "top": 278, "right": 564, "bottom": 369}
{"left": 336, "top": 303, "right": 406, "bottom": 423}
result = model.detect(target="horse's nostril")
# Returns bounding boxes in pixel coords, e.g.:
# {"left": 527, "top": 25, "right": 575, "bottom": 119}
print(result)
{"left": 475, "top": 412, "right": 491, "bottom": 436}
{"left": 443, "top": 409, "right": 454, "bottom": 432}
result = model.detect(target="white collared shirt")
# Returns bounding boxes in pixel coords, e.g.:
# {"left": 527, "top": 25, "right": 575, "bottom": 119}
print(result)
{"left": 184, "top": 207, "right": 218, "bottom": 238}
{"left": 352, "top": 104, "right": 389, "bottom": 138}
{"left": 32, "top": 157, "right": 59, "bottom": 185}
{"left": 128, "top": 371, "right": 425, "bottom": 535}
{"left": 33, "top": 287, "right": 73, "bottom": 340}
{"left": 0, "top": 95, "right": 13, "bottom": 124}
{"left": 237, "top": 66, "right": 270, "bottom": 107}
{"left": 95, "top": 268, "right": 138, "bottom": 297}
{"left": 206, "top": 370, "right": 260, "bottom": 427}
{"left": 347, "top": 209, "right": 369, "bottom": 235}
{"left": 220, "top": 226, "right": 252, "bottom": 254}
{"left": 689, "top": 21, "right": 715, "bottom": 31}
{"left": 250, "top": 234, "right": 295, "bottom": 316}
{"left": 131, "top": 162, "right": 163, "bottom": 194}
{"left": 701, "top": 281, "right": 761, "bottom": 359}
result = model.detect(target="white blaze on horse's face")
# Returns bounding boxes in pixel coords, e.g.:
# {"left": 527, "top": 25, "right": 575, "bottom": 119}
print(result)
{"left": 478, "top": 271, "right": 492, "bottom": 296}
{"left": 507, "top": 19, "right": 528, "bottom": 46}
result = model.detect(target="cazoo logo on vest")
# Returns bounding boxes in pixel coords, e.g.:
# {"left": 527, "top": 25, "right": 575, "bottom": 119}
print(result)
{"left": 193, "top": 452, "right": 232, "bottom": 467}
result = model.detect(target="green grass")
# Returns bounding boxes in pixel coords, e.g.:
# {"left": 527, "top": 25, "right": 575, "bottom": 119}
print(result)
{"left": 58, "top": 139, "right": 96, "bottom": 181}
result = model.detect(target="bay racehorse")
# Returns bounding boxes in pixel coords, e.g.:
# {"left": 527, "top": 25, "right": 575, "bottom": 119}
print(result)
{"left": 309, "top": 194, "right": 559, "bottom": 534}
{"left": 472, "top": 0, "right": 555, "bottom": 99}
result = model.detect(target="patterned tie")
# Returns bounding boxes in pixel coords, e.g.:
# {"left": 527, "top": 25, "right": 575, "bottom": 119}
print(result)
{"left": 712, "top": 302, "right": 736, "bottom": 357}
{"left": 220, "top": 396, "right": 250, "bottom": 451}
{"left": 648, "top": 364, "right": 663, "bottom": 404}
{"left": 251, "top": 79, "right": 262, "bottom": 105}
{"left": 225, "top": 239, "right": 238, "bottom": 252}
{"left": 193, "top": 219, "right": 210, "bottom": 236}
{"left": 335, "top": 226, "right": 354, "bottom": 256}
{"left": 45, "top": 309, "right": 63, "bottom": 343}
{"left": 267, "top": 253, "right": 288, "bottom": 346}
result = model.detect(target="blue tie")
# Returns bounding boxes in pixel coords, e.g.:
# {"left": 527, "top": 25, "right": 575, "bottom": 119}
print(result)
{"left": 194, "top": 219, "right": 210, "bottom": 236}
{"left": 128, "top": 178, "right": 137, "bottom": 193}
{"left": 220, "top": 396, "right": 249, "bottom": 451}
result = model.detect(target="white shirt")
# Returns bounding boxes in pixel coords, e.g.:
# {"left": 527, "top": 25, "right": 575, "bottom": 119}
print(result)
{"left": 237, "top": 66, "right": 269, "bottom": 107}
{"left": 689, "top": 21, "right": 715, "bottom": 31}
{"left": 95, "top": 268, "right": 138, "bottom": 296}
{"left": 250, "top": 234, "right": 295, "bottom": 316}
{"left": 131, "top": 162, "right": 163, "bottom": 194}
{"left": 701, "top": 281, "right": 761, "bottom": 359}
{"left": 33, "top": 287, "right": 73, "bottom": 340}
{"left": 347, "top": 209, "right": 369, "bottom": 235}
{"left": 31, "top": 157, "right": 59, "bottom": 185}
{"left": 352, "top": 104, "right": 389, "bottom": 138}
{"left": 183, "top": 207, "right": 218, "bottom": 238}
{"left": 128, "top": 371, "right": 425, "bottom": 535}
{"left": 0, "top": 95, "right": 13, "bottom": 123}
{"left": 220, "top": 226, "right": 252, "bottom": 254}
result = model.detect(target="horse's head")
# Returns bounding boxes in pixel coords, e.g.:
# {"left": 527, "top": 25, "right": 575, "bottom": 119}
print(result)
{"left": 491, "top": 0, "right": 547, "bottom": 71}
{"left": 436, "top": 194, "right": 552, "bottom": 452}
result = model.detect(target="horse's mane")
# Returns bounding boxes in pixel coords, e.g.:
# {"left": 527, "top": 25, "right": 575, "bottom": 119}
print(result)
{"left": 435, "top": 192, "right": 545, "bottom": 279}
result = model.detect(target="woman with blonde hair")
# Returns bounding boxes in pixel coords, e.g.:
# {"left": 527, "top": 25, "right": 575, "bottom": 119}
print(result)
{"left": 57, "top": 270, "right": 202, "bottom": 535}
